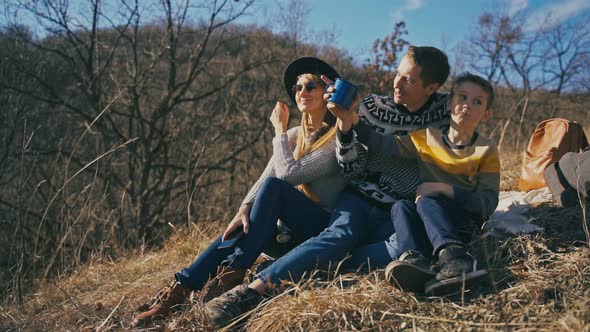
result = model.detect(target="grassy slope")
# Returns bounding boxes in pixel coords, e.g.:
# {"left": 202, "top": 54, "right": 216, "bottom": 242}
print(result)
{"left": 1, "top": 152, "right": 589, "bottom": 332}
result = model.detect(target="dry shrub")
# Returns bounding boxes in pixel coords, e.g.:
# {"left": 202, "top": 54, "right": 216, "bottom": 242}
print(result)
{"left": 0, "top": 223, "right": 220, "bottom": 331}
{"left": 499, "top": 149, "right": 522, "bottom": 191}
{"left": 238, "top": 205, "right": 589, "bottom": 332}
{"left": 2, "top": 200, "right": 588, "bottom": 331}
{"left": 1, "top": 119, "right": 588, "bottom": 332}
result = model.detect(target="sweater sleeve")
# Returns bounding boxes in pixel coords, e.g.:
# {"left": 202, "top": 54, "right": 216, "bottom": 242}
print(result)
{"left": 272, "top": 126, "right": 339, "bottom": 185}
{"left": 241, "top": 127, "right": 299, "bottom": 206}
{"left": 353, "top": 119, "right": 402, "bottom": 156}
{"left": 353, "top": 119, "right": 421, "bottom": 160}
{"left": 336, "top": 128, "right": 369, "bottom": 181}
{"left": 452, "top": 146, "right": 501, "bottom": 221}
{"left": 241, "top": 154, "right": 277, "bottom": 206}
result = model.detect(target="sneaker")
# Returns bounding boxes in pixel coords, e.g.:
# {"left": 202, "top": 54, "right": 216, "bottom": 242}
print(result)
{"left": 199, "top": 266, "right": 247, "bottom": 303}
{"left": 132, "top": 281, "right": 191, "bottom": 327}
{"left": 424, "top": 246, "right": 488, "bottom": 296}
{"left": 384, "top": 250, "right": 436, "bottom": 293}
{"left": 205, "top": 285, "right": 264, "bottom": 328}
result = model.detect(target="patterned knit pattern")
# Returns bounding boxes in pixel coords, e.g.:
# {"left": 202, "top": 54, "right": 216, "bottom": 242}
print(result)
{"left": 242, "top": 126, "right": 346, "bottom": 210}
{"left": 337, "top": 93, "right": 450, "bottom": 206}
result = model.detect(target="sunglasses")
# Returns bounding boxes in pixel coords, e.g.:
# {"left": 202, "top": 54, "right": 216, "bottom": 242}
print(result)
{"left": 292, "top": 81, "right": 320, "bottom": 93}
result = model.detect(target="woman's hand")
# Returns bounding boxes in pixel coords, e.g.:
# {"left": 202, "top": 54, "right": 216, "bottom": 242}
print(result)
{"left": 270, "top": 101, "right": 289, "bottom": 136}
{"left": 415, "top": 182, "right": 454, "bottom": 203}
{"left": 222, "top": 204, "right": 251, "bottom": 241}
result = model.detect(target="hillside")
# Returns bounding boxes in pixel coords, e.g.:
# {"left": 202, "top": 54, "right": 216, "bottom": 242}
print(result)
{"left": 1, "top": 160, "right": 589, "bottom": 331}
{"left": 1, "top": 1, "right": 589, "bottom": 330}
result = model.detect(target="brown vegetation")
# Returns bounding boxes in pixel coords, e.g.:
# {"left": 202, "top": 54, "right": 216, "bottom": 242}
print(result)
{"left": 1, "top": 198, "right": 588, "bottom": 331}
{"left": 0, "top": 0, "right": 589, "bottom": 331}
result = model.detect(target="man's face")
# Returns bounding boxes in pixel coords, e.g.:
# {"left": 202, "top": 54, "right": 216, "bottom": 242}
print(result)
{"left": 393, "top": 56, "right": 439, "bottom": 112}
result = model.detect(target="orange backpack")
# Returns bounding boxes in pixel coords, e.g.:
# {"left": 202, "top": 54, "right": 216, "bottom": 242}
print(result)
{"left": 519, "top": 118, "right": 589, "bottom": 192}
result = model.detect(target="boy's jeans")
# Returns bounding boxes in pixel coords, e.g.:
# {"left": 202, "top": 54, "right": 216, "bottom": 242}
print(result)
{"left": 392, "top": 196, "right": 474, "bottom": 259}
{"left": 256, "top": 191, "right": 400, "bottom": 288}
{"left": 176, "top": 177, "right": 331, "bottom": 290}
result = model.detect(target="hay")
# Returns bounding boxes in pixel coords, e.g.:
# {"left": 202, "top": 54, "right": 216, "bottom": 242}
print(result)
{"left": 1, "top": 204, "right": 588, "bottom": 331}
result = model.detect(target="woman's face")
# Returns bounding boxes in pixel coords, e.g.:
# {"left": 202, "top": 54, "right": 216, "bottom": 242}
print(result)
{"left": 294, "top": 76, "right": 327, "bottom": 115}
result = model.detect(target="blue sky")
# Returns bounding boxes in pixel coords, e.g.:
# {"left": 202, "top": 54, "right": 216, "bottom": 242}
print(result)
{"left": 244, "top": 0, "right": 590, "bottom": 63}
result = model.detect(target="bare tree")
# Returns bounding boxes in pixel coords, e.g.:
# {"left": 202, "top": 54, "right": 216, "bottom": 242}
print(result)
{"left": 364, "top": 21, "right": 409, "bottom": 95}
{"left": 464, "top": 12, "right": 521, "bottom": 86}
{"left": 273, "top": 0, "right": 311, "bottom": 50}
{"left": 540, "top": 14, "right": 590, "bottom": 116}
{"left": 461, "top": 6, "right": 590, "bottom": 151}
{"left": 0, "top": 0, "right": 296, "bottom": 299}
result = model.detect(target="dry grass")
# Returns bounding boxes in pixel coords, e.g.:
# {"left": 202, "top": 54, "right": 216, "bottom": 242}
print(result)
{"left": 1, "top": 199, "right": 588, "bottom": 331}
{"left": 1, "top": 129, "right": 589, "bottom": 331}
{"left": 499, "top": 150, "right": 522, "bottom": 191}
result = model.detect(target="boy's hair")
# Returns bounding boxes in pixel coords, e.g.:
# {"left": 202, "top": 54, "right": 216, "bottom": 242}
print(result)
{"left": 450, "top": 72, "right": 495, "bottom": 110}
{"left": 405, "top": 46, "right": 450, "bottom": 87}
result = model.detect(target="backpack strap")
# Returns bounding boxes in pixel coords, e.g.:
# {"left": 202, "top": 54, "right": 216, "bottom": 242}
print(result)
{"left": 581, "top": 128, "right": 589, "bottom": 150}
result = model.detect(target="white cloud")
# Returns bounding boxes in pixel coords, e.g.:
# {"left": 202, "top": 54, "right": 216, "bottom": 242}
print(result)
{"left": 406, "top": 0, "right": 424, "bottom": 10}
{"left": 507, "top": 0, "right": 528, "bottom": 16}
{"left": 391, "top": 0, "right": 425, "bottom": 22}
{"left": 524, "top": 0, "right": 590, "bottom": 32}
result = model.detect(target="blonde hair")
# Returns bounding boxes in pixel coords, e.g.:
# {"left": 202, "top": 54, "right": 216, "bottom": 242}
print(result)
{"left": 293, "top": 73, "right": 337, "bottom": 202}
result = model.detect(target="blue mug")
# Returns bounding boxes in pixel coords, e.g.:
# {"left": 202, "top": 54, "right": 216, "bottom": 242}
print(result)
{"left": 327, "top": 78, "right": 358, "bottom": 109}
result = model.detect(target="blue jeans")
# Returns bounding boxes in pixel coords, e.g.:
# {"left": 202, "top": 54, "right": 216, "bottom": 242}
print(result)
{"left": 392, "top": 196, "right": 474, "bottom": 259}
{"left": 176, "top": 177, "right": 331, "bottom": 290}
{"left": 256, "top": 191, "right": 400, "bottom": 288}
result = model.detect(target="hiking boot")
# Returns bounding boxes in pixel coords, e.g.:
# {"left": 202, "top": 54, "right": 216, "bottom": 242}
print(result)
{"left": 132, "top": 281, "right": 191, "bottom": 327}
{"left": 385, "top": 250, "right": 436, "bottom": 293}
{"left": 199, "top": 266, "right": 247, "bottom": 303}
{"left": 425, "top": 246, "right": 488, "bottom": 296}
{"left": 253, "top": 253, "right": 276, "bottom": 276}
{"left": 204, "top": 285, "right": 263, "bottom": 328}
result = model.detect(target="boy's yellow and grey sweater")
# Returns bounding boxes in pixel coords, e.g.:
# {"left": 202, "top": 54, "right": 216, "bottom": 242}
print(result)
{"left": 353, "top": 122, "right": 500, "bottom": 221}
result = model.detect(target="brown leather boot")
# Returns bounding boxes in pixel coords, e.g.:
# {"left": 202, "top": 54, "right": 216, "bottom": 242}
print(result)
{"left": 199, "top": 266, "right": 247, "bottom": 303}
{"left": 132, "top": 281, "right": 191, "bottom": 327}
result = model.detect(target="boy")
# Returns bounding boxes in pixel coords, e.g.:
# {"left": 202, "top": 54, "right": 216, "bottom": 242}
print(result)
{"left": 380, "top": 73, "right": 500, "bottom": 296}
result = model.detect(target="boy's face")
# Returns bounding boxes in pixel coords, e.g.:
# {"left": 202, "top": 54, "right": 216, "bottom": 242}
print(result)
{"left": 393, "top": 56, "right": 440, "bottom": 112}
{"left": 449, "top": 81, "right": 491, "bottom": 132}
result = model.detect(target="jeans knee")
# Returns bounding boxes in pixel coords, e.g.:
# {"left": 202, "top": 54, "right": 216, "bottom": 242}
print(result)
{"left": 318, "top": 225, "right": 358, "bottom": 248}
{"left": 259, "top": 176, "right": 287, "bottom": 196}
{"left": 417, "top": 195, "right": 451, "bottom": 212}
{"left": 391, "top": 200, "right": 415, "bottom": 220}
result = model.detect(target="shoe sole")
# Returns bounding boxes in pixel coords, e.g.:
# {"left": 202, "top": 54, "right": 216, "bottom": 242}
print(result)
{"left": 424, "top": 270, "right": 488, "bottom": 296}
{"left": 385, "top": 261, "right": 436, "bottom": 293}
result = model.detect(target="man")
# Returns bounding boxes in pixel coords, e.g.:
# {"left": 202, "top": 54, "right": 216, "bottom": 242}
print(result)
{"left": 326, "top": 45, "right": 451, "bottom": 268}
{"left": 204, "top": 46, "right": 451, "bottom": 327}
{"left": 545, "top": 146, "right": 590, "bottom": 207}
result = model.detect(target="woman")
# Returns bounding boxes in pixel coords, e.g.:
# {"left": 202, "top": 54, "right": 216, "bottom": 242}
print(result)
{"left": 132, "top": 57, "right": 346, "bottom": 327}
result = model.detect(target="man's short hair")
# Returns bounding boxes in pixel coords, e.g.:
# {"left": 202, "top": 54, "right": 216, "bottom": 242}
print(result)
{"left": 450, "top": 72, "right": 495, "bottom": 110}
{"left": 405, "top": 46, "right": 450, "bottom": 87}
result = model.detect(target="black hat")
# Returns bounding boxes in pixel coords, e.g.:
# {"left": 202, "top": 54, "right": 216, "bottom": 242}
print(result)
{"left": 283, "top": 57, "right": 340, "bottom": 102}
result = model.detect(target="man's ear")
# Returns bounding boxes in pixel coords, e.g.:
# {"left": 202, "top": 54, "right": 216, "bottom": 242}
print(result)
{"left": 482, "top": 108, "right": 492, "bottom": 122}
{"left": 426, "top": 82, "right": 440, "bottom": 95}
